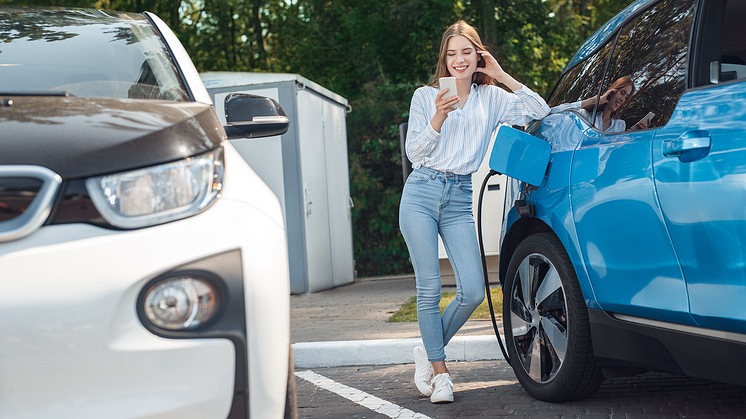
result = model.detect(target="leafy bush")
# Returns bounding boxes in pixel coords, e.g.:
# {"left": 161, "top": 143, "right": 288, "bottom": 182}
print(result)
{"left": 347, "top": 81, "right": 418, "bottom": 277}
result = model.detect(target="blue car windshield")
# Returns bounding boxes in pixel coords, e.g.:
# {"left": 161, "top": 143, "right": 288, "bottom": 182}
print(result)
{"left": 0, "top": 8, "right": 188, "bottom": 101}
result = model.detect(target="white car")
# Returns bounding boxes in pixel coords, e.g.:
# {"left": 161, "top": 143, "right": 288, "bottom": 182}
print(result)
{"left": 0, "top": 7, "right": 295, "bottom": 419}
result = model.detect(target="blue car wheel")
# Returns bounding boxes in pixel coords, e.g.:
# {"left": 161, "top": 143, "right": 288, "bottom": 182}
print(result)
{"left": 504, "top": 233, "right": 604, "bottom": 401}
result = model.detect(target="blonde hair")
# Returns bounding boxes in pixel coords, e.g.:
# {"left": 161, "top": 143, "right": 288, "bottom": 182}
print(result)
{"left": 430, "top": 21, "right": 495, "bottom": 87}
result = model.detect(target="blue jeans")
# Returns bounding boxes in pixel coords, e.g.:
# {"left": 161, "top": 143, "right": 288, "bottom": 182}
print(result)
{"left": 399, "top": 167, "right": 485, "bottom": 362}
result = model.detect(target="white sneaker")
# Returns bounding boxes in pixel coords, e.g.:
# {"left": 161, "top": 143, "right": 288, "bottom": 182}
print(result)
{"left": 413, "top": 345, "right": 434, "bottom": 396}
{"left": 430, "top": 372, "right": 454, "bottom": 403}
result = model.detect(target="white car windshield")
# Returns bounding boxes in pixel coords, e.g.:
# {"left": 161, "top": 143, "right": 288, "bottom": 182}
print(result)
{"left": 0, "top": 8, "right": 189, "bottom": 101}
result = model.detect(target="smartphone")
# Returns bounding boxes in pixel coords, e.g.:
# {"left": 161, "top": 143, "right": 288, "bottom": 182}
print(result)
{"left": 630, "top": 111, "right": 655, "bottom": 131}
{"left": 439, "top": 77, "right": 458, "bottom": 109}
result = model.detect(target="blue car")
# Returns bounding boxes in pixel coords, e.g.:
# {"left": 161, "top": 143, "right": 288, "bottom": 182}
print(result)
{"left": 497, "top": 0, "right": 746, "bottom": 401}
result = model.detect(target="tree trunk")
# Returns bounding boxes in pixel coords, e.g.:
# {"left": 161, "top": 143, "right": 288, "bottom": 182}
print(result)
{"left": 252, "top": 0, "right": 265, "bottom": 67}
{"left": 476, "top": 0, "right": 497, "bottom": 49}
{"left": 230, "top": 5, "right": 236, "bottom": 67}
{"left": 580, "top": 0, "right": 591, "bottom": 38}
{"left": 170, "top": 0, "right": 180, "bottom": 32}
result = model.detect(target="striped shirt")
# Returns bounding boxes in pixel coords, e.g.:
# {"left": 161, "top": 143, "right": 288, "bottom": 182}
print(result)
{"left": 405, "top": 83, "right": 550, "bottom": 175}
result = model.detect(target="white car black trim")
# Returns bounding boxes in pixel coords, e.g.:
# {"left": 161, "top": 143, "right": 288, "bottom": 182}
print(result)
{"left": 0, "top": 165, "right": 61, "bottom": 243}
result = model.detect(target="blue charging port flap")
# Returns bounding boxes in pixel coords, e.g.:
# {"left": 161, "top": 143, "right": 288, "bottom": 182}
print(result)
{"left": 488, "top": 125, "right": 551, "bottom": 186}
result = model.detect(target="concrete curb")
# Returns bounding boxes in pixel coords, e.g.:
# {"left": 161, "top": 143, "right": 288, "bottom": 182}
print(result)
{"left": 292, "top": 335, "right": 506, "bottom": 368}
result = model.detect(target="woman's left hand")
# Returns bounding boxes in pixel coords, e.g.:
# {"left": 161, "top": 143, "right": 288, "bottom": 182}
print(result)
{"left": 476, "top": 50, "right": 522, "bottom": 91}
{"left": 635, "top": 119, "right": 652, "bottom": 129}
{"left": 475, "top": 50, "right": 506, "bottom": 81}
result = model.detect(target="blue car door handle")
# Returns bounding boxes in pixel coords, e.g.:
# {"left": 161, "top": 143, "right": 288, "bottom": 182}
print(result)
{"left": 663, "top": 130, "right": 711, "bottom": 158}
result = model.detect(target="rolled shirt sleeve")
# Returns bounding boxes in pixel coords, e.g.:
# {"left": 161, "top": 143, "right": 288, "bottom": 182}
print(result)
{"left": 549, "top": 100, "right": 583, "bottom": 115}
{"left": 405, "top": 87, "right": 441, "bottom": 164}
{"left": 501, "top": 85, "right": 551, "bottom": 126}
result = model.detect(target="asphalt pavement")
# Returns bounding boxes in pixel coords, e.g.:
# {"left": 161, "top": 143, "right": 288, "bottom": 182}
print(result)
{"left": 290, "top": 276, "right": 746, "bottom": 418}
{"left": 291, "top": 275, "right": 498, "bottom": 344}
{"left": 296, "top": 361, "right": 746, "bottom": 418}
{"left": 291, "top": 276, "right": 504, "bottom": 368}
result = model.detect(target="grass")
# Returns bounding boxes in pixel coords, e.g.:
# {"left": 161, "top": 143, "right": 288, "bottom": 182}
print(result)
{"left": 386, "top": 287, "right": 503, "bottom": 322}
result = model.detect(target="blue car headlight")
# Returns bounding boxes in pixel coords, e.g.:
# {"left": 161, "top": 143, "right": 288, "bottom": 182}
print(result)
{"left": 86, "top": 148, "right": 224, "bottom": 228}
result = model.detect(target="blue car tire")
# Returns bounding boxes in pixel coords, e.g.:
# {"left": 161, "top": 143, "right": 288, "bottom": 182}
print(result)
{"left": 503, "top": 233, "right": 604, "bottom": 401}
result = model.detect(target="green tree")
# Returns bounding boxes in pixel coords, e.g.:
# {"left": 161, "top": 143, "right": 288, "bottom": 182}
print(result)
{"left": 267, "top": 0, "right": 460, "bottom": 276}
{"left": 345, "top": 81, "right": 417, "bottom": 276}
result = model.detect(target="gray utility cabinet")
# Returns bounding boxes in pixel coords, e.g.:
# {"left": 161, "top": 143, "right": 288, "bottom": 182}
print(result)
{"left": 201, "top": 72, "right": 354, "bottom": 294}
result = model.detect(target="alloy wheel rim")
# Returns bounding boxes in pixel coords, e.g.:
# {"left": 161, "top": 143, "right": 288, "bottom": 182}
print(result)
{"left": 510, "top": 253, "right": 569, "bottom": 383}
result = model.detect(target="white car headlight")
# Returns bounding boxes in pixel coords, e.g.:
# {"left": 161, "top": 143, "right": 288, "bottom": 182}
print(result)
{"left": 86, "top": 148, "right": 224, "bottom": 228}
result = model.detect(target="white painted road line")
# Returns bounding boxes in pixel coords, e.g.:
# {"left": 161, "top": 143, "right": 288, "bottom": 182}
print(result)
{"left": 295, "top": 370, "right": 431, "bottom": 419}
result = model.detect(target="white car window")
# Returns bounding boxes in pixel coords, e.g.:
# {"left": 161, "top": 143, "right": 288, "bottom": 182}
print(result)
{"left": 0, "top": 8, "right": 188, "bottom": 101}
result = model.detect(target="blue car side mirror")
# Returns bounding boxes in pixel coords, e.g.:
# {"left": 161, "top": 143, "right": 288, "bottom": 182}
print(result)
{"left": 489, "top": 125, "right": 551, "bottom": 186}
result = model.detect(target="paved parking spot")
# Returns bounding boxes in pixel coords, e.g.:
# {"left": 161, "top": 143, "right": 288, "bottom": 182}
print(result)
{"left": 295, "top": 360, "right": 746, "bottom": 418}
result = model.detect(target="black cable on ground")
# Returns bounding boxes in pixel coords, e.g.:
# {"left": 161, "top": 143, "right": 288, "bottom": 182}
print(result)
{"left": 477, "top": 169, "right": 511, "bottom": 366}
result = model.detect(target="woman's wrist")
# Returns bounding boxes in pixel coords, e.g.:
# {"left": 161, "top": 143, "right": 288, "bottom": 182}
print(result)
{"left": 495, "top": 73, "right": 522, "bottom": 92}
{"left": 581, "top": 96, "right": 598, "bottom": 109}
{"left": 430, "top": 114, "right": 445, "bottom": 133}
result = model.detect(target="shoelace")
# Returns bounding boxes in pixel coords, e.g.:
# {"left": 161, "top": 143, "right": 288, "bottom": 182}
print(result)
{"left": 432, "top": 374, "right": 452, "bottom": 391}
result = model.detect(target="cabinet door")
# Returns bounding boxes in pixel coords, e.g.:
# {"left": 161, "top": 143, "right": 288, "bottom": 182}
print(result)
{"left": 322, "top": 100, "right": 355, "bottom": 287}
{"left": 297, "top": 90, "right": 333, "bottom": 292}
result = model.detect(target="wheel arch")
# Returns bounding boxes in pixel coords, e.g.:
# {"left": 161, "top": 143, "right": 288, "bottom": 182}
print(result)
{"left": 499, "top": 217, "right": 553, "bottom": 286}
{"left": 500, "top": 211, "right": 599, "bottom": 309}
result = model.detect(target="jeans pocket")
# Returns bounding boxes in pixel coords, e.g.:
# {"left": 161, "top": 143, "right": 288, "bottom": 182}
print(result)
{"left": 406, "top": 172, "right": 432, "bottom": 185}
{"left": 457, "top": 181, "right": 473, "bottom": 194}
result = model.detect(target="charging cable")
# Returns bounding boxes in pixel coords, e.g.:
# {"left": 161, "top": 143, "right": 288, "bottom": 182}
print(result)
{"left": 477, "top": 169, "right": 511, "bottom": 365}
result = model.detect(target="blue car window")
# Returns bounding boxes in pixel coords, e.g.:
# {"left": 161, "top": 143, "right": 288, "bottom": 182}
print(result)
{"left": 548, "top": 38, "right": 616, "bottom": 116}
{"left": 692, "top": 0, "right": 746, "bottom": 87}
{"left": 600, "top": 0, "right": 697, "bottom": 131}
{"left": 542, "top": 38, "right": 616, "bottom": 151}
{"left": 719, "top": 1, "right": 746, "bottom": 82}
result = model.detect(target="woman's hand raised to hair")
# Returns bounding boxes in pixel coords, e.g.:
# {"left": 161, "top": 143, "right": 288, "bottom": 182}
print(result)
{"left": 476, "top": 50, "right": 522, "bottom": 92}
{"left": 599, "top": 88, "right": 617, "bottom": 105}
{"left": 475, "top": 50, "right": 505, "bottom": 80}
{"left": 430, "top": 88, "right": 459, "bottom": 132}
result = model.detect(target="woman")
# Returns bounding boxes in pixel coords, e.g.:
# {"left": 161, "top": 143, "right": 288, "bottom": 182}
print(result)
{"left": 400, "top": 20, "right": 549, "bottom": 403}
{"left": 550, "top": 75, "right": 641, "bottom": 132}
